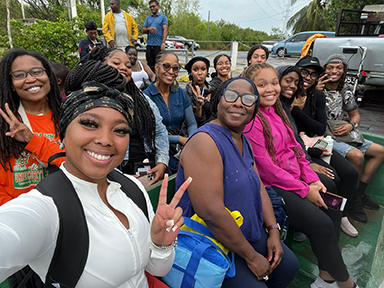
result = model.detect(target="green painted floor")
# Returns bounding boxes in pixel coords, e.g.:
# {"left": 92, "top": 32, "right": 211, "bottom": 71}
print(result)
{"left": 288, "top": 148, "right": 384, "bottom": 288}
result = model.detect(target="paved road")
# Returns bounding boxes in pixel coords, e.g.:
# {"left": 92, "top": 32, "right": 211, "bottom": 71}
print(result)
{"left": 138, "top": 50, "right": 383, "bottom": 135}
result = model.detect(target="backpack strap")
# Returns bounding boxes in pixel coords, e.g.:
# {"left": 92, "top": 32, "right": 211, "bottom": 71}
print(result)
{"left": 107, "top": 169, "right": 149, "bottom": 221}
{"left": 36, "top": 170, "right": 89, "bottom": 288}
{"left": 36, "top": 169, "right": 149, "bottom": 287}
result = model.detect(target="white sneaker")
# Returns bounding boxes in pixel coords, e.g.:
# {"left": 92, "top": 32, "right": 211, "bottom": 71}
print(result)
{"left": 310, "top": 277, "right": 339, "bottom": 288}
{"left": 341, "top": 216, "right": 358, "bottom": 237}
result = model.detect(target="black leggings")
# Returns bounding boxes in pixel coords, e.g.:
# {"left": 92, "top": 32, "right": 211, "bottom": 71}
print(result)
{"left": 312, "top": 150, "right": 359, "bottom": 214}
{"left": 272, "top": 186, "right": 349, "bottom": 282}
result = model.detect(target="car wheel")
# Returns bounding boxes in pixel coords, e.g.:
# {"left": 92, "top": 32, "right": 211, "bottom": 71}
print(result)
{"left": 277, "top": 48, "right": 285, "bottom": 57}
{"left": 184, "top": 43, "right": 190, "bottom": 50}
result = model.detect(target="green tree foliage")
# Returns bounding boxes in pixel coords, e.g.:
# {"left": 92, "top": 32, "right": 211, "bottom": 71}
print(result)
{"left": 0, "top": 18, "right": 82, "bottom": 68}
{"left": 287, "top": 0, "right": 330, "bottom": 33}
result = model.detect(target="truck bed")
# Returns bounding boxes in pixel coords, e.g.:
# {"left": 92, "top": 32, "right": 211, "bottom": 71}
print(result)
{"left": 312, "top": 36, "right": 384, "bottom": 86}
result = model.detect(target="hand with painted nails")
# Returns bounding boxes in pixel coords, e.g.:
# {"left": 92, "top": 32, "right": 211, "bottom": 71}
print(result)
{"left": 0, "top": 103, "right": 34, "bottom": 143}
{"left": 150, "top": 174, "right": 192, "bottom": 246}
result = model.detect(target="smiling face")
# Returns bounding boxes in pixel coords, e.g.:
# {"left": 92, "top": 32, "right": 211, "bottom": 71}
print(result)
{"left": 63, "top": 107, "right": 130, "bottom": 184}
{"left": 280, "top": 71, "right": 300, "bottom": 99}
{"left": 126, "top": 48, "right": 138, "bottom": 66}
{"left": 190, "top": 60, "right": 208, "bottom": 86}
{"left": 249, "top": 48, "right": 267, "bottom": 65}
{"left": 215, "top": 56, "right": 231, "bottom": 78}
{"left": 217, "top": 79, "right": 256, "bottom": 132}
{"left": 10, "top": 55, "right": 51, "bottom": 108}
{"left": 325, "top": 59, "right": 344, "bottom": 83}
{"left": 105, "top": 50, "right": 132, "bottom": 82}
{"left": 299, "top": 66, "right": 318, "bottom": 91}
{"left": 156, "top": 53, "right": 179, "bottom": 86}
{"left": 252, "top": 68, "right": 280, "bottom": 109}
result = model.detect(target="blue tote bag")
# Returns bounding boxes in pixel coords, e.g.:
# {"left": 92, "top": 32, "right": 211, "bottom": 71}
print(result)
{"left": 162, "top": 217, "right": 235, "bottom": 288}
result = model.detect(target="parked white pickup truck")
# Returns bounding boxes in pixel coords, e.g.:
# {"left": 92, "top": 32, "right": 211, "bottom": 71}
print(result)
{"left": 312, "top": 5, "right": 384, "bottom": 105}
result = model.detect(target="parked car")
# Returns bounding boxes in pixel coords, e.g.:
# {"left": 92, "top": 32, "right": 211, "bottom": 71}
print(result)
{"left": 261, "top": 39, "right": 282, "bottom": 52}
{"left": 165, "top": 40, "right": 175, "bottom": 49}
{"left": 271, "top": 31, "right": 335, "bottom": 57}
{"left": 167, "top": 36, "right": 200, "bottom": 50}
{"left": 134, "top": 36, "right": 146, "bottom": 51}
{"left": 173, "top": 41, "right": 184, "bottom": 49}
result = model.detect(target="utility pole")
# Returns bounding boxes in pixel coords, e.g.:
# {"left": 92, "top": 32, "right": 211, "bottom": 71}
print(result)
{"left": 101, "top": 0, "right": 105, "bottom": 24}
{"left": 6, "top": 0, "right": 13, "bottom": 48}
{"left": 21, "top": 0, "right": 25, "bottom": 19}
{"left": 207, "top": 10, "right": 210, "bottom": 40}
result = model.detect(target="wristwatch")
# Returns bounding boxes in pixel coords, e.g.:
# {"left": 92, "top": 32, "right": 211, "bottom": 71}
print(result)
{"left": 350, "top": 122, "right": 358, "bottom": 130}
{"left": 265, "top": 223, "right": 281, "bottom": 233}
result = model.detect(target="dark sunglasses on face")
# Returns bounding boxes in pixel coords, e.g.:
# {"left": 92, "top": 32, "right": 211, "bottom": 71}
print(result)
{"left": 222, "top": 89, "right": 258, "bottom": 107}
{"left": 149, "top": 5, "right": 156, "bottom": 8}
{"left": 159, "top": 62, "right": 180, "bottom": 73}
{"left": 300, "top": 68, "right": 319, "bottom": 80}
{"left": 10, "top": 67, "right": 46, "bottom": 80}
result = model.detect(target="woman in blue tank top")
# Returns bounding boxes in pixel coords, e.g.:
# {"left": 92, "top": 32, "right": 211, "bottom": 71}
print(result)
{"left": 176, "top": 77, "right": 299, "bottom": 287}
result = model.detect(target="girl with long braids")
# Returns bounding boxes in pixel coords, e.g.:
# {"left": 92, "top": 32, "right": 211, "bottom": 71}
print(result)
{"left": 143, "top": 51, "right": 197, "bottom": 172}
{"left": 0, "top": 48, "right": 64, "bottom": 205}
{"left": 66, "top": 46, "right": 169, "bottom": 185}
{"left": 243, "top": 63, "right": 360, "bottom": 288}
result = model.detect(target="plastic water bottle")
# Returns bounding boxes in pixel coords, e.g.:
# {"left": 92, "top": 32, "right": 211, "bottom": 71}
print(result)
{"left": 322, "top": 136, "right": 333, "bottom": 164}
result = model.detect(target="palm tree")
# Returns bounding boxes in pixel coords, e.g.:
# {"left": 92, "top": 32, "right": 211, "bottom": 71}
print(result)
{"left": 287, "top": 0, "right": 331, "bottom": 33}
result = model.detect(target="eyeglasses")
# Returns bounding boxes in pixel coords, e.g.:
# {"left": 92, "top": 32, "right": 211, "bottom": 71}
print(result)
{"left": 149, "top": 5, "right": 156, "bottom": 8}
{"left": 217, "top": 61, "right": 231, "bottom": 66}
{"left": 159, "top": 62, "right": 180, "bottom": 73}
{"left": 10, "top": 67, "right": 46, "bottom": 80}
{"left": 222, "top": 89, "right": 258, "bottom": 107}
{"left": 300, "top": 68, "right": 319, "bottom": 80}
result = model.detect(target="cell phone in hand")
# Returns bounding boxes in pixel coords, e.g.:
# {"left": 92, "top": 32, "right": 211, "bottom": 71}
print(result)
{"left": 319, "top": 191, "right": 347, "bottom": 211}
{"left": 312, "top": 139, "right": 328, "bottom": 149}
{"left": 136, "top": 167, "right": 154, "bottom": 187}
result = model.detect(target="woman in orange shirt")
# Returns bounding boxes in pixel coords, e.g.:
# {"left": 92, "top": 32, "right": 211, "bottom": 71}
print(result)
{"left": 0, "top": 48, "right": 64, "bottom": 205}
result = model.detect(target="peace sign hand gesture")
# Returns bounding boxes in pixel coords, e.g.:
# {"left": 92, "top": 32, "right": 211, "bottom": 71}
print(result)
{"left": 0, "top": 103, "right": 34, "bottom": 143}
{"left": 150, "top": 174, "right": 192, "bottom": 246}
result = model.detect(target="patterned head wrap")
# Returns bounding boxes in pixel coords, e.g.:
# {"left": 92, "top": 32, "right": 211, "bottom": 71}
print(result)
{"left": 59, "top": 81, "right": 134, "bottom": 141}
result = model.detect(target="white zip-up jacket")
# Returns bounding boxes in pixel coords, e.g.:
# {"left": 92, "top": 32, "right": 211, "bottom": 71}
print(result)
{"left": 0, "top": 164, "right": 174, "bottom": 287}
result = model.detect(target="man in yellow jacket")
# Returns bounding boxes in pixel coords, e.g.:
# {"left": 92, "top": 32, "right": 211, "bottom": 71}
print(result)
{"left": 102, "top": 0, "right": 138, "bottom": 50}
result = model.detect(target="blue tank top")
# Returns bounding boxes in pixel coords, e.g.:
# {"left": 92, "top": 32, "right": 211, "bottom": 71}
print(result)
{"left": 176, "top": 123, "right": 264, "bottom": 242}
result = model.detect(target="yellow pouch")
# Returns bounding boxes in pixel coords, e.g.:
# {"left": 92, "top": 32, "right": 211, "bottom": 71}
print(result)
{"left": 181, "top": 208, "right": 243, "bottom": 254}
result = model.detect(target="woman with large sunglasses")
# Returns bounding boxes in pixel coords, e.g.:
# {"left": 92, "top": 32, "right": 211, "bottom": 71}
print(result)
{"left": 143, "top": 51, "right": 197, "bottom": 172}
{"left": 0, "top": 48, "right": 64, "bottom": 205}
{"left": 176, "top": 77, "right": 299, "bottom": 287}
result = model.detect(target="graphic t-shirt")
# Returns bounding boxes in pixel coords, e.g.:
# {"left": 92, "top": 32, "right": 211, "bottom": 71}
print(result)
{"left": 0, "top": 111, "right": 64, "bottom": 205}
{"left": 324, "top": 84, "right": 358, "bottom": 120}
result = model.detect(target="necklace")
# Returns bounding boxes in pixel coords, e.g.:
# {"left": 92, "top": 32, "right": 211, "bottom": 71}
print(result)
{"left": 293, "top": 95, "right": 307, "bottom": 106}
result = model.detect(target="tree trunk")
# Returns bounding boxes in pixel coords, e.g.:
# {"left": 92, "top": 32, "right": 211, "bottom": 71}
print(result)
{"left": 6, "top": 0, "right": 13, "bottom": 48}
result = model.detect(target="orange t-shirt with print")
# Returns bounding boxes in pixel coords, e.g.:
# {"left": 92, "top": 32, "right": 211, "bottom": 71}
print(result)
{"left": 0, "top": 111, "right": 65, "bottom": 205}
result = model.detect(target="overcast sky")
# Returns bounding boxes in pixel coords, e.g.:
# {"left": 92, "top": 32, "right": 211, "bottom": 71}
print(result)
{"left": 199, "top": 0, "right": 310, "bottom": 35}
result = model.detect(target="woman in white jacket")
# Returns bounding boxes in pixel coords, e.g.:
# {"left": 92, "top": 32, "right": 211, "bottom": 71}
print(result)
{"left": 0, "top": 82, "right": 191, "bottom": 287}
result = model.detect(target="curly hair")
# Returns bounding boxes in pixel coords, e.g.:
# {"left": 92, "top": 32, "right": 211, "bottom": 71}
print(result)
{"left": 243, "top": 63, "right": 303, "bottom": 164}
{"left": 0, "top": 48, "right": 62, "bottom": 170}
{"left": 68, "top": 46, "right": 156, "bottom": 153}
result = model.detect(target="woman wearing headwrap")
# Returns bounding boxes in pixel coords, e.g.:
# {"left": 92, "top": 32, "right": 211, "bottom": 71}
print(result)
{"left": 66, "top": 46, "right": 170, "bottom": 185}
{"left": 184, "top": 56, "right": 212, "bottom": 127}
{"left": 0, "top": 82, "right": 192, "bottom": 287}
